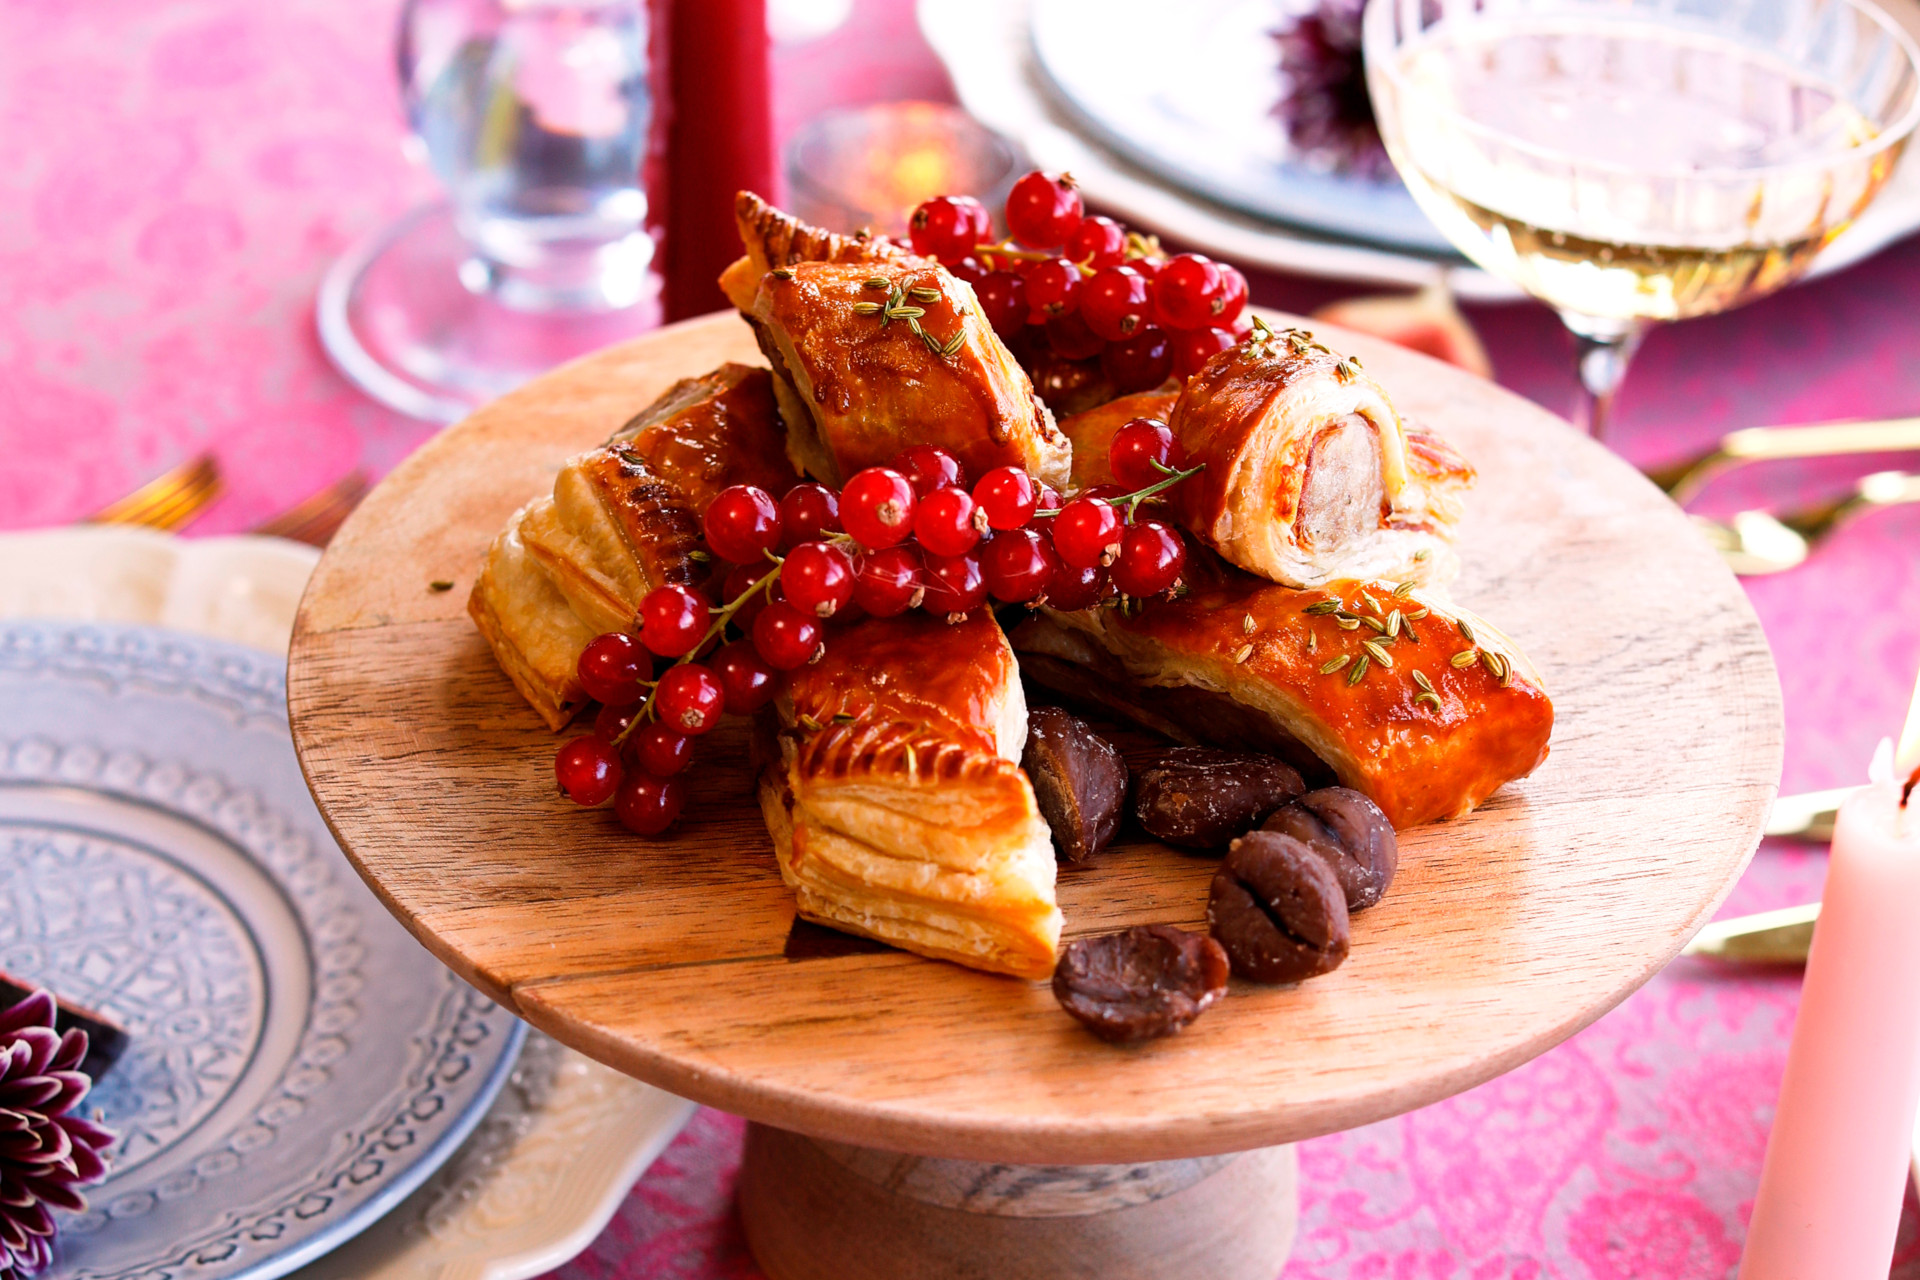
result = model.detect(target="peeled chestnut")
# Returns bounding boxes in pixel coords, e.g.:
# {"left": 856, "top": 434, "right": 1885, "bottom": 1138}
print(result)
{"left": 1261, "top": 786, "right": 1398, "bottom": 912}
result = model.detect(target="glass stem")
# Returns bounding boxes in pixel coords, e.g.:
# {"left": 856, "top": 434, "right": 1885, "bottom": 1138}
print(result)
{"left": 1558, "top": 312, "right": 1647, "bottom": 441}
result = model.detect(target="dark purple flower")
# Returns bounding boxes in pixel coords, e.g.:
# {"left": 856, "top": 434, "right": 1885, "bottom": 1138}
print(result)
{"left": 1273, "top": 0, "right": 1393, "bottom": 178}
{"left": 0, "top": 991, "right": 115, "bottom": 1280}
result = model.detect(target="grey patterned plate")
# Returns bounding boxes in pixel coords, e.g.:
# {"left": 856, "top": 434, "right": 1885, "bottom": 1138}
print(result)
{"left": 0, "top": 621, "right": 526, "bottom": 1280}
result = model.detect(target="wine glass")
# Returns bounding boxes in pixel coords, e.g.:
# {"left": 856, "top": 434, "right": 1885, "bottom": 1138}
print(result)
{"left": 318, "top": 0, "right": 662, "bottom": 423}
{"left": 1362, "top": 0, "right": 1920, "bottom": 439}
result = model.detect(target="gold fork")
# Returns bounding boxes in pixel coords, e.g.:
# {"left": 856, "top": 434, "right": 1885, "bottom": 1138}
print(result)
{"left": 251, "top": 470, "right": 371, "bottom": 547}
{"left": 85, "top": 454, "right": 222, "bottom": 531}
{"left": 1644, "top": 417, "right": 1920, "bottom": 506}
{"left": 1691, "top": 470, "right": 1920, "bottom": 575}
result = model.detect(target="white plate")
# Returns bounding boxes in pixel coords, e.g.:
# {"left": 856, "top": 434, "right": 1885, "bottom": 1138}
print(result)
{"left": 0, "top": 526, "right": 696, "bottom": 1280}
{"left": 1031, "top": 0, "right": 1453, "bottom": 255}
{"left": 923, "top": 0, "right": 1920, "bottom": 297}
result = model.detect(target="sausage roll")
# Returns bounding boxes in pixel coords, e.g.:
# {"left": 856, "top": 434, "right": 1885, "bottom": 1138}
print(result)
{"left": 1010, "top": 558, "right": 1552, "bottom": 828}
{"left": 1056, "top": 390, "right": 1179, "bottom": 491}
{"left": 758, "top": 611, "right": 1062, "bottom": 980}
{"left": 1165, "top": 328, "right": 1475, "bottom": 589}
{"left": 469, "top": 363, "right": 798, "bottom": 730}
{"left": 720, "top": 192, "right": 1071, "bottom": 491}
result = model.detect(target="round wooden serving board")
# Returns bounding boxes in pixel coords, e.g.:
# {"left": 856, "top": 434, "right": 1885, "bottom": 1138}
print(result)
{"left": 288, "top": 309, "right": 1781, "bottom": 1166}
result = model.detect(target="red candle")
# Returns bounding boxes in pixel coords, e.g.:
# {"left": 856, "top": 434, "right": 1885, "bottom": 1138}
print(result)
{"left": 663, "top": 0, "right": 773, "bottom": 322}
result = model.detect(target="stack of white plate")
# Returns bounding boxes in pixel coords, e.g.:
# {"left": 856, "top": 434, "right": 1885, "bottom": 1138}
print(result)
{"left": 919, "top": 0, "right": 1920, "bottom": 295}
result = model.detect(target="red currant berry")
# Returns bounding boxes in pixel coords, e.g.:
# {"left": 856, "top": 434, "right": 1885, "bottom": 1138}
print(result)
{"left": 982, "top": 527, "right": 1059, "bottom": 603}
{"left": 1045, "top": 312, "right": 1107, "bottom": 361}
{"left": 919, "top": 549, "right": 988, "bottom": 616}
{"left": 1064, "top": 215, "right": 1127, "bottom": 269}
{"left": 1102, "top": 326, "right": 1174, "bottom": 394}
{"left": 594, "top": 701, "right": 640, "bottom": 743}
{"left": 972, "top": 465, "right": 1038, "bottom": 530}
{"left": 1005, "top": 171, "right": 1084, "bottom": 249}
{"left": 854, "top": 544, "right": 923, "bottom": 616}
{"left": 1080, "top": 265, "right": 1154, "bottom": 342}
{"left": 577, "top": 631, "right": 647, "bottom": 706}
{"left": 1172, "top": 326, "right": 1237, "bottom": 380}
{"left": 1110, "top": 519, "right": 1187, "bottom": 597}
{"left": 778, "top": 483, "right": 841, "bottom": 549}
{"left": 1044, "top": 559, "right": 1111, "bottom": 610}
{"left": 753, "top": 599, "right": 823, "bottom": 670}
{"left": 655, "top": 664, "right": 725, "bottom": 735}
{"left": 781, "top": 540, "right": 855, "bottom": 618}
{"left": 975, "top": 270, "right": 1028, "bottom": 338}
{"left": 1035, "top": 481, "right": 1064, "bottom": 512}
{"left": 703, "top": 484, "right": 782, "bottom": 564}
{"left": 1081, "top": 483, "right": 1127, "bottom": 502}
{"left": 1152, "top": 253, "right": 1225, "bottom": 331}
{"left": 909, "top": 195, "right": 990, "bottom": 263}
{"left": 712, "top": 640, "right": 779, "bottom": 714}
{"left": 640, "top": 584, "right": 709, "bottom": 658}
{"left": 1024, "top": 258, "right": 1083, "bottom": 319}
{"left": 948, "top": 255, "right": 990, "bottom": 287}
{"left": 914, "top": 485, "right": 987, "bottom": 557}
{"left": 1127, "top": 255, "right": 1165, "bottom": 280}
{"left": 632, "top": 721, "right": 693, "bottom": 776}
{"left": 722, "top": 561, "right": 777, "bottom": 632}
{"left": 1051, "top": 496, "right": 1124, "bottom": 569}
{"left": 840, "top": 467, "right": 917, "bottom": 548}
{"left": 1215, "top": 264, "right": 1249, "bottom": 326}
{"left": 614, "top": 770, "right": 686, "bottom": 836}
{"left": 1108, "top": 418, "right": 1181, "bottom": 491}
{"left": 890, "top": 445, "right": 966, "bottom": 499}
{"left": 555, "top": 736, "right": 622, "bottom": 806}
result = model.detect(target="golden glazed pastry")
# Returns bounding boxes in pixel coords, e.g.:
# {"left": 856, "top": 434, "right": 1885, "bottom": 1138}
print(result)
{"left": 1165, "top": 328, "right": 1474, "bottom": 589}
{"left": 721, "top": 192, "right": 1071, "bottom": 491}
{"left": 1012, "top": 556, "right": 1553, "bottom": 828}
{"left": 759, "top": 610, "right": 1062, "bottom": 980}
{"left": 469, "top": 363, "right": 798, "bottom": 730}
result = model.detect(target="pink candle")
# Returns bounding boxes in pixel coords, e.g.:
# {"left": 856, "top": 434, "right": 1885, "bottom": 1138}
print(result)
{"left": 1740, "top": 768, "right": 1920, "bottom": 1279}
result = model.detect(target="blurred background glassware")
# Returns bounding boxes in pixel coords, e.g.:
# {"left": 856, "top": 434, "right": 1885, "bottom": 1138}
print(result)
{"left": 785, "top": 101, "right": 1023, "bottom": 236}
{"left": 1363, "top": 0, "right": 1920, "bottom": 439}
{"left": 319, "top": 0, "right": 662, "bottom": 423}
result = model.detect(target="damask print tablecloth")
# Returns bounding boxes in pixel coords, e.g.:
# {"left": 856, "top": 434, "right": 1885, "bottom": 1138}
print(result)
{"left": 4, "top": 0, "right": 1919, "bottom": 1275}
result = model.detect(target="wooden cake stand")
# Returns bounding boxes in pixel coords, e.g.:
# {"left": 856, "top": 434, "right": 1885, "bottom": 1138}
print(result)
{"left": 287, "top": 311, "right": 1781, "bottom": 1280}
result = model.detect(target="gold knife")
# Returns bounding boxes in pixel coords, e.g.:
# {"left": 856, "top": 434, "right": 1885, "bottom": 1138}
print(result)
{"left": 1687, "top": 665, "right": 1920, "bottom": 964}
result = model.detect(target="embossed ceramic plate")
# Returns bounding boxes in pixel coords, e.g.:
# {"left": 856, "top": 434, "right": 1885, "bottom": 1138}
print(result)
{"left": 0, "top": 620, "right": 526, "bottom": 1280}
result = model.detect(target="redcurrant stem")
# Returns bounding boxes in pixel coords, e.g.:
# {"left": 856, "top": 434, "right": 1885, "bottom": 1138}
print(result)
{"left": 614, "top": 560, "right": 785, "bottom": 748}
{"left": 1028, "top": 462, "right": 1206, "bottom": 521}
{"left": 973, "top": 240, "right": 1052, "bottom": 265}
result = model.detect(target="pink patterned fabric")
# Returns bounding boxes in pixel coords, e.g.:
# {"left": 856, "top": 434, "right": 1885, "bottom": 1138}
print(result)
{"left": 5, "top": 0, "right": 1920, "bottom": 1275}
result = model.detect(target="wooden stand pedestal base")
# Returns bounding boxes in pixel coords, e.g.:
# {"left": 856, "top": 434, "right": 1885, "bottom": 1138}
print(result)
{"left": 737, "top": 1124, "right": 1298, "bottom": 1280}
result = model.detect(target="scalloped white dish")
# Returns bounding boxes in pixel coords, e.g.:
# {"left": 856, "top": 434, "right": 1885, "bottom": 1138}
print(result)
{"left": 0, "top": 526, "right": 696, "bottom": 1280}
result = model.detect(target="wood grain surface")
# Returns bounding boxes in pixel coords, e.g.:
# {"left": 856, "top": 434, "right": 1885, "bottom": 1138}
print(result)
{"left": 287, "top": 309, "right": 1782, "bottom": 1165}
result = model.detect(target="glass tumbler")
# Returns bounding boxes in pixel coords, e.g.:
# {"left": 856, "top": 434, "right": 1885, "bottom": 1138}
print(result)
{"left": 319, "top": 0, "right": 664, "bottom": 423}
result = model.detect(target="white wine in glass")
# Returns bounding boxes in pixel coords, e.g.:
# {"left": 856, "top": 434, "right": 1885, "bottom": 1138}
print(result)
{"left": 1364, "top": 0, "right": 1920, "bottom": 438}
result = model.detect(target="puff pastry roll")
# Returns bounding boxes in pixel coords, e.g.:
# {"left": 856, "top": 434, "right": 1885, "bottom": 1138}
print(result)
{"left": 719, "top": 190, "right": 912, "bottom": 313}
{"left": 719, "top": 192, "right": 1071, "bottom": 491}
{"left": 1011, "top": 560, "right": 1552, "bottom": 828}
{"left": 1056, "top": 389, "right": 1179, "bottom": 491}
{"left": 469, "top": 363, "right": 797, "bottom": 730}
{"left": 743, "top": 259, "right": 1072, "bottom": 491}
{"left": 1165, "top": 329, "right": 1474, "bottom": 589}
{"left": 758, "top": 611, "right": 1062, "bottom": 979}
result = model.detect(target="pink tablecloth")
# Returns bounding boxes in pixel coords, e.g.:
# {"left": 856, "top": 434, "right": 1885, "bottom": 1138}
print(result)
{"left": 5, "top": 0, "right": 1919, "bottom": 1275}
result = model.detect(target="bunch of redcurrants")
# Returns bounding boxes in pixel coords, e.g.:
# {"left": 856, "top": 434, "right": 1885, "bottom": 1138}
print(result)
{"left": 908, "top": 171, "right": 1250, "bottom": 394}
{"left": 554, "top": 419, "right": 1200, "bottom": 837}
